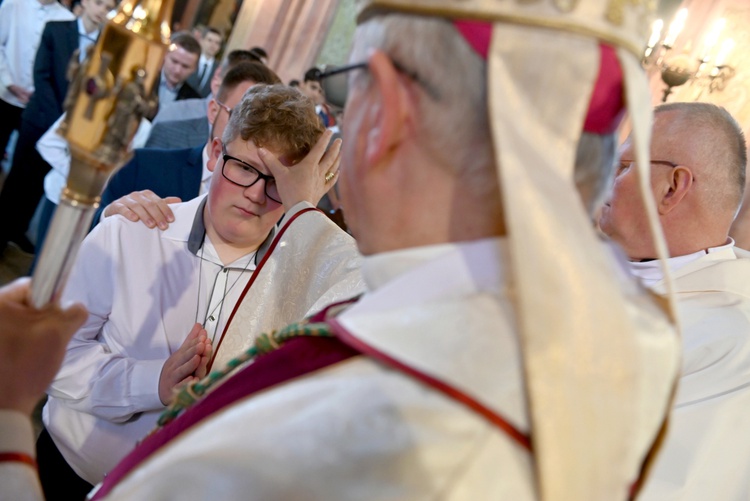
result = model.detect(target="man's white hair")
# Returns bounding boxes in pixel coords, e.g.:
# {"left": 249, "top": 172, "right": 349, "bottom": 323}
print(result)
{"left": 351, "top": 13, "right": 617, "bottom": 212}
{"left": 351, "top": 14, "right": 495, "bottom": 198}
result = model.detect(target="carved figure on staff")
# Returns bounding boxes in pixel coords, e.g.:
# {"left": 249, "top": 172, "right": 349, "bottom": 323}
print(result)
{"left": 99, "top": 66, "right": 156, "bottom": 162}
{"left": 59, "top": 46, "right": 95, "bottom": 135}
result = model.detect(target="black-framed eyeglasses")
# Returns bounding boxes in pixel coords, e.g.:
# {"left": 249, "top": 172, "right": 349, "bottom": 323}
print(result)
{"left": 618, "top": 158, "right": 695, "bottom": 181}
{"left": 619, "top": 158, "right": 678, "bottom": 169}
{"left": 221, "top": 143, "right": 281, "bottom": 203}
{"left": 314, "top": 59, "right": 440, "bottom": 108}
{"left": 649, "top": 159, "right": 678, "bottom": 168}
{"left": 215, "top": 98, "right": 233, "bottom": 119}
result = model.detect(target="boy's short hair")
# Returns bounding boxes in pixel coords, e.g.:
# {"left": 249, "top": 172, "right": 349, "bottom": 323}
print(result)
{"left": 223, "top": 84, "right": 325, "bottom": 163}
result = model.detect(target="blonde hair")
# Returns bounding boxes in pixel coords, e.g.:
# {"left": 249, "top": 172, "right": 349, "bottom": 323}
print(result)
{"left": 222, "top": 84, "right": 325, "bottom": 163}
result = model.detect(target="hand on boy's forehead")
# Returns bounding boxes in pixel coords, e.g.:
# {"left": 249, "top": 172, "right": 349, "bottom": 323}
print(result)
{"left": 256, "top": 144, "right": 294, "bottom": 168}
{"left": 279, "top": 155, "right": 296, "bottom": 167}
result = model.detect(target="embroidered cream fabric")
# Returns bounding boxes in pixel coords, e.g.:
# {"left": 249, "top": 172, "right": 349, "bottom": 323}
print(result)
{"left": 353, "top": 1, "right": 681, "bottom": 500}
{"left": 212, "top": 210, "right": 365, "bottom": 369}
{"left": 356, "top": 0, "right": 655, "bottom": 55}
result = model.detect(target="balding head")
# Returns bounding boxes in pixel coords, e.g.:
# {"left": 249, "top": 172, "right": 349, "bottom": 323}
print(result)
{"left": 654, "top": 102, "right": 746, "bottom": 212}
{"left": 599, "top": 102, "right": 747, "bottom": 259}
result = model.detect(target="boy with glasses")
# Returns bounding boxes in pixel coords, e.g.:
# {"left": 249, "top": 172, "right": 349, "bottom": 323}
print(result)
{"left": 0, "top": 1, "right": 679, "bottom": 499}
{"left": 94, "top": 61, "right": 280, "bottom": 228}
{"left": 38, "top": 84, "right": 362, "bottom": 494}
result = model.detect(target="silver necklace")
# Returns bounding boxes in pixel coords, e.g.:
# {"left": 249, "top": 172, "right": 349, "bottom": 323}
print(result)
{"left": 193, "top": 237, "right": 255, "bottom": 335}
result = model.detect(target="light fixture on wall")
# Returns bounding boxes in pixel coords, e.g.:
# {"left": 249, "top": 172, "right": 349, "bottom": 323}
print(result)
{"left": 643, "top": 9, "right": 736, "bottom": 102}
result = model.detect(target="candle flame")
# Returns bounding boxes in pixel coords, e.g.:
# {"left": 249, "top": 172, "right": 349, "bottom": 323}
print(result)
{"left": 701, "top": 18, "right": 725, "bottom": 60}
{"left": 647, "top": 19, "right": 663, "bottom": 49}
{"left": 664, "top": 8, "right": 688, "bottom": 47}
{"left": 715, "top": 38, "right": 735, "bottom": 67}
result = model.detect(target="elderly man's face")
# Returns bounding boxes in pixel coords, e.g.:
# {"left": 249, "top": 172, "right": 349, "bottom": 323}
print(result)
{"left": 598, "top": 140, "right": 652, "bottom": 249}
{"left": 598, "top": 111, "right": 682, "bottom": 258}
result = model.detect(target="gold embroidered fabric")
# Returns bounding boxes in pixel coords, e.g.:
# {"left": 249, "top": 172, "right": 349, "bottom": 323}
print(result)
{"left": 349, "top": 1, "right": 681, "bottom": 500}
{"left": 356, "top": 0, "right": 654, "bottom": 55}
{"left": 212, "top": 210, "right": 365, "bottom": 369}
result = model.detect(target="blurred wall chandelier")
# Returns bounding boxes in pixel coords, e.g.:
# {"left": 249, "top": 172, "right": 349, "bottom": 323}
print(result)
{"left": 643, "top": 8, "right": 736, "bottom": 102}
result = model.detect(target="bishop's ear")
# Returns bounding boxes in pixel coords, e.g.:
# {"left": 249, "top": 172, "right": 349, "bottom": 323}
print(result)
{"left": 363, "top": 50, "right": 411, "bottom": 167}
{"left": 660, "top": 166, "right": 693, "bottom": 214}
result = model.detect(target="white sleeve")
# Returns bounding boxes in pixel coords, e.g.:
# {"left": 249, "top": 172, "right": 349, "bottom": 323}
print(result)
{"left": 0, "top": 411, "right": 44, "bottom": 501}
{"left": 39, "top": 114, "right": 71, "bottom": 204}
{"left": 47, "top": 220, "right": 165, "bottom": 423}
{"left": 129, "top": 118, "right": 152, "bottom": 149}
{"left": 37, "top": 114, "right": 71, "bottom": 176}
{"left": 0, "top": 0, "right": 15, "bottom": 90}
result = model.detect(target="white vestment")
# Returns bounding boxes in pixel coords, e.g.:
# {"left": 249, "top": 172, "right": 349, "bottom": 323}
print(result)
{"left": 639, "top": 246, "right": 750, "bottom": 500}
{"left": 0, "top": 236, "right": 677, "bottom": 500}
{"left": 68, "top": 238, "right": 669, "bottom": 500}
{"left": 211, "top": 205, "right": 364, "bottom": 369}
{"left": 85, "top": 239, "right": 536, "bottom": 500}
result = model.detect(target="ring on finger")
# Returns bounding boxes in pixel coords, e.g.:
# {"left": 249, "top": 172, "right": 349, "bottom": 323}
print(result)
{"left": 325, "top": 171, "right": 335, "bottom": 182}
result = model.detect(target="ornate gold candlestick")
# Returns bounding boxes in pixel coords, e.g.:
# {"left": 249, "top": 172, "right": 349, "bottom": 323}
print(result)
{"left": 30, "top": 0, "right": 173, "bottom": 308}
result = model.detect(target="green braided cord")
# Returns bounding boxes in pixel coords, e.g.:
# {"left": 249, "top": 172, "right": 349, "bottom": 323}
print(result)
{"left": 157, "top": 321, "right": 334, "bottom": 427}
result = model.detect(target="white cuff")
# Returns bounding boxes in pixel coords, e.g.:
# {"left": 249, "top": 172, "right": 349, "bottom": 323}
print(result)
{"left": 131, "top": 360, "right": 168, "bottom": 411}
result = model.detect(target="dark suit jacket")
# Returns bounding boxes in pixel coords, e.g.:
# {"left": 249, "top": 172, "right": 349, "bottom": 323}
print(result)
{"left": 176, "top": 81, "right": 201, "bottom": 101}
{"left": 145, "top": 116, "right": 208, "bottom": 150}
{"left": 94, "top": 146, "right": 204, "bottom": 224}
{"left": 186, "top": 58, "right": 219, "bottom": 98}
{"left": 22, "top": 20, "right": 78, "bottom": 131}
{"left": 154, "top": 73, "right": 201, "bottom": 103}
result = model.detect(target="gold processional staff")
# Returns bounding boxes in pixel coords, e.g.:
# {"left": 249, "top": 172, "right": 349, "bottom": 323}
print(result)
{"left": 31, "top": 0, "right": 175, "bottom": 308}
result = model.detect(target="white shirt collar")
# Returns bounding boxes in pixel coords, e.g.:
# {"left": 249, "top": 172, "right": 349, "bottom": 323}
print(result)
{"left": 161, "top": 194, "right": 206, "bottom": 243}
{"left": 361, "top": 243, "right": 456, "bottom": 292}
{"left": 76, "top": 17, "right": 99, "bottom": 37}
{"left": 361, "top": 239, "right": 502, "bottom": 292}
{"left": 629, "top": 238, "right": 736, "bottom": 287}
{"left": 162, "top": 194, "right": 275, "bottom": 268}
{"left": 198, "top": 232, "right": 257, "bottom": 270}
{"left": 199, "top": 54, "right": 214, "bottom": 67}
